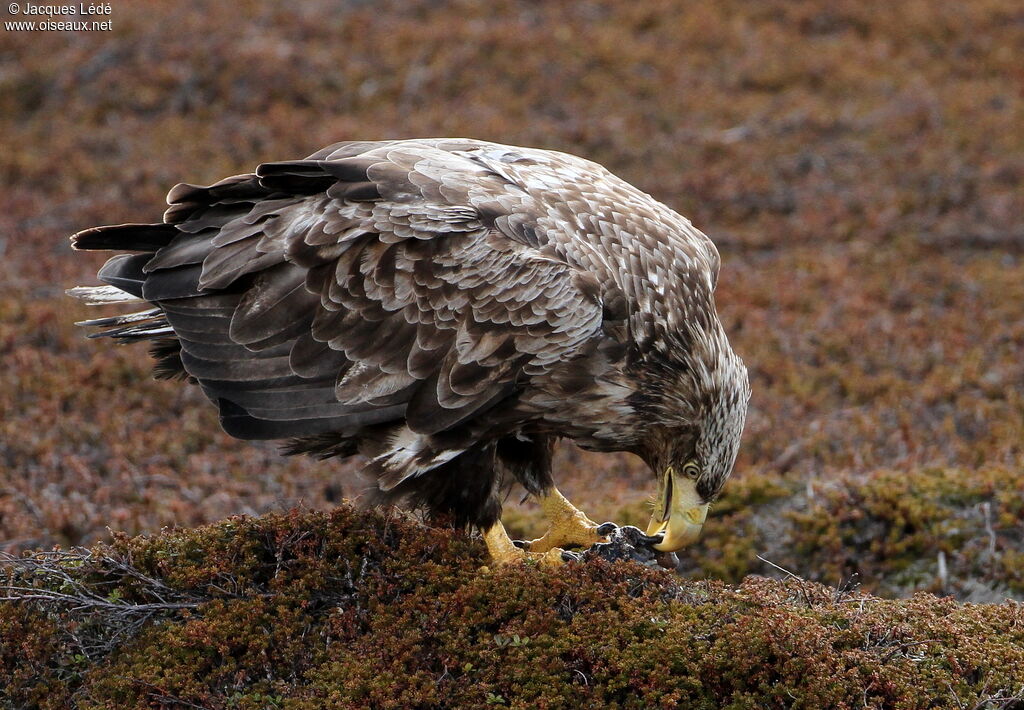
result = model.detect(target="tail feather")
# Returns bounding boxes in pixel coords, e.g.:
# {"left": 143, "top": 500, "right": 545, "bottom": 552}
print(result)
{"left": 74, "top": 307, "right": 163, "bottom": 329}
{"left": 69, "top": 231, "right": 175, "bottom": 344}
{"left": 86, "top": 321, "right": 174, "bottom": 340}
{"left": 65, "top": 284, "right": 144, "bottom": 305}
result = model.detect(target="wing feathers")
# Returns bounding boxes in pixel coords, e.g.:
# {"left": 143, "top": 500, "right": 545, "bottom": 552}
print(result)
{"left": 229, "top": 263, "right": 316, "bottom": 348}
{"left": 97, "top": 253, "right": 150, "bottom": 297}
{"left": 73, "top": 138, "right": 612, "bottom": 465}
{"left": 71, "top": 223, "right": 178, "bottom": 252}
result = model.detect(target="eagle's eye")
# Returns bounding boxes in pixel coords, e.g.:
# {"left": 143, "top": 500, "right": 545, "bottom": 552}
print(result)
{"left": 682, "top": 461, "right": 700, "bottom": 479}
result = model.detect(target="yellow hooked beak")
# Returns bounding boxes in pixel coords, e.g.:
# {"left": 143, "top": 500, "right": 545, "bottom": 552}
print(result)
{"left": 646, "top": 466, "right": 709, "bottom": 552}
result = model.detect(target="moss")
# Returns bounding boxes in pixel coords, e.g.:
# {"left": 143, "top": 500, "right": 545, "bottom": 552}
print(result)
{"left": 679, "top": 466, "right": 1024, "bottom": 600}
{"left": 0, "top": 604, "right": 76, "bottom": 710}
{"left": 3, "top": 0, "right": 1024, "bottom": 564}
{"left": 2, "top": 0, "right": 1024, "bottom": 705}
{"left": 3, "top": 506, "right": 1024, "bottom": 709}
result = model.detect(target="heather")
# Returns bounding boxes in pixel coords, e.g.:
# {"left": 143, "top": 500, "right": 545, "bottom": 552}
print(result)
{"left": 1, "top": 0, "right": 1022, "bottom": 706}
{"left": 4, "top": 507, "right": 1024, "bottom": 709}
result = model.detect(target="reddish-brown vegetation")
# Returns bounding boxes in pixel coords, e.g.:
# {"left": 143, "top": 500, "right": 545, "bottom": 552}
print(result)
{"left": 4, "top": 507, "right": 1024, "bottom": 709}
{"left": 7, "top": 0, "right": 1020, "bottom": 595}
{"left": 1, "top": 0, "right": 1023, "bottom": 703}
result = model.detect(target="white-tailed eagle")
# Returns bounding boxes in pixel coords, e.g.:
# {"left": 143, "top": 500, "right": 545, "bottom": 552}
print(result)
{"left": 69, "top": 139, "right": 750, "bottom": 565}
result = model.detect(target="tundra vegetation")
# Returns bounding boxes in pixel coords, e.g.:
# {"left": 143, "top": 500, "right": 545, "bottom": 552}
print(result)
{"left": 1, "top": 0, "right": 1022, "bottom": 707}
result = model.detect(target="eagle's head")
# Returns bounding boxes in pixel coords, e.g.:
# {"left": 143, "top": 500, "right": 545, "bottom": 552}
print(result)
{"left": 637, "top": 318, "right": 750, "bottom": 552}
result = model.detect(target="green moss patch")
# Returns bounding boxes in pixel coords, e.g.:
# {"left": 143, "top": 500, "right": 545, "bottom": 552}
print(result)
{"left": 673, "top": 466, "right": 1024, "bottom": 601}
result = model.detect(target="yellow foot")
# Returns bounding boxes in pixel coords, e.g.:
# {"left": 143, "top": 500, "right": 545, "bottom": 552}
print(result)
{"left": 482, "top": 521, "right": 568, "bottom": 568}
{"left": 526, "top": 487, "right": 610, "bottom": 553}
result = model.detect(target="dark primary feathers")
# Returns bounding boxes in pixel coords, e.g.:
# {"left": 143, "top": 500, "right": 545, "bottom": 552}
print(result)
{"left": 70, "top": 139, "right": 748, "bottom": 527}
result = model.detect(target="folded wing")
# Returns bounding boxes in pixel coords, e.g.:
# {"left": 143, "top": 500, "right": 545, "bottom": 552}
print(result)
{"left": 72, "top": 139, "right": 604, "bottom": 443}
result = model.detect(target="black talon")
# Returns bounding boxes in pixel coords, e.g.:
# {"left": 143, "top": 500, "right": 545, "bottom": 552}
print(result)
{"left": 638, "top": 533, "right": 665, "bottom": 547}
{"left": 596, "top": 522, "right": 619, "bottom": 536}
{"left": 512, "top": 539, "right": 530, "bottom": 550}
{"left": 561, "top": 549, "right": 582, "bottom": 563}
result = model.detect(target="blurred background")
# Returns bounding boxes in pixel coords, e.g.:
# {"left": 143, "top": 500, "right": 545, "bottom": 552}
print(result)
{"left": 1, "top": 0, "right": 1021, "bottom": 599}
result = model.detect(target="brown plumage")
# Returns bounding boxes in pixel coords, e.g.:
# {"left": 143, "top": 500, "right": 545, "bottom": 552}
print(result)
{"left": 69, "top": 139, "right": 749, "bottom": 558}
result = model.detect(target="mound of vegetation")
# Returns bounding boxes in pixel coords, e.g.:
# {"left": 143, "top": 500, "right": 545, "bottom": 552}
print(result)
{"left": 583, "top": 465, "right": 1024, "bottom": 602}
{"left": 3, "top": 506, "right": 1022, "bottom": 709}
{"left": 3, "top": 0, "right": 1023, "bottom": 565}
